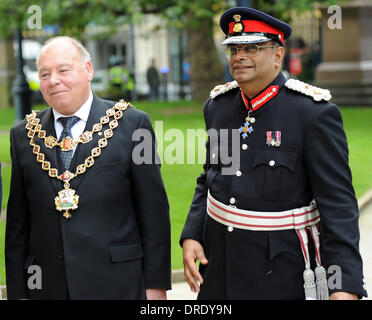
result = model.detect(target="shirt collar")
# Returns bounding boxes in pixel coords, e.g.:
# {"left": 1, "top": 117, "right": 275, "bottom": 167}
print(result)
{"left": 52, "top": 90, "right": 93, "bottom": 123}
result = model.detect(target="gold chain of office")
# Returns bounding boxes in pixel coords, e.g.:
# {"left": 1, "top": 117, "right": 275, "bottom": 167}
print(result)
{"left": 25, "top": 101, "right": 133, "bottom": 152}
{"left": 24, "top": 99, "right": 131, "bottom": 219}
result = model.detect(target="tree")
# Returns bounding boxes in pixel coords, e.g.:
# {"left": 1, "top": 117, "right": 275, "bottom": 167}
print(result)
{"left": 161, "top": 0, "right": 227, "bottom": 102}
{"left": 0, "top": 0, "right": 341, "bottom": 102}
{"left": 0, "top": 0, "right": 227, "bottom": 102}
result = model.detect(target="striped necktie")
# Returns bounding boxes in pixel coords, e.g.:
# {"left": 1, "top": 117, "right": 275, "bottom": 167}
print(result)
{"left": 58, "top": 116, "right": 80, "bottom": 171}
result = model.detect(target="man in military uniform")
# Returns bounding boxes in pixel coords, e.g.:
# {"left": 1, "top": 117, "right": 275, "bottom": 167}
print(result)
{"left": 180, "top": 7, "right": 367, "bottom": 300}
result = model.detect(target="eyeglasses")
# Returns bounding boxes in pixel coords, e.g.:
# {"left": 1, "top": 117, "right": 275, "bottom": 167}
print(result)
{"left": 224, "top": 44, "right": 277, "bottom": 59}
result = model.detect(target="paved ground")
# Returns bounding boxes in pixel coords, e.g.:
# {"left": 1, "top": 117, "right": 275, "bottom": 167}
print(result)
{"left": 168, "top": 200, "right": 372, "bottom": 300}
{"left": 168, "top": 282, "right": 198, "bottom": 300}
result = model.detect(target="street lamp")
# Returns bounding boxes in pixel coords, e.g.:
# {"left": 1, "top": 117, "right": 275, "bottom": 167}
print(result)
{"left": 11, "top": 28, "right": 32, "bottom": 123}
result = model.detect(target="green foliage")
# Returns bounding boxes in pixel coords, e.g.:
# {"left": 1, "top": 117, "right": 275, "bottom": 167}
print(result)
{"left": 255, "top": 0, "right": 343, "bottom": 22}
{"left": 0, "top": 0, "right": 227, "bottom": 37}
{"left": 0, "top": 0, "right": 341, "bottom": 103}
{"left": 0, "top": 0, "right": 32, "bottom": 36}
{"left": 0, "top": 0, "right": 349, "bottom": 37}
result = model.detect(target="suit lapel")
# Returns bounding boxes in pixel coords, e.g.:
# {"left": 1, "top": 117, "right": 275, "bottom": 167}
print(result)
{"left": 69, "top": 94, "right": 109, "bottom": 191}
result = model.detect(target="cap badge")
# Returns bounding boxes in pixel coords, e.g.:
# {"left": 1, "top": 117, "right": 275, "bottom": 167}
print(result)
{"left": 233, "top": 14, "right": 243, "bottom": 33}
{"left": 233, "top": 14, "right": 241, "bottom": 22}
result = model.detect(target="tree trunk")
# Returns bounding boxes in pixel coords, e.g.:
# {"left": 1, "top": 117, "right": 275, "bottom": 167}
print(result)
{"left": 187, "top": 13, "right": 224, "bottom": 103}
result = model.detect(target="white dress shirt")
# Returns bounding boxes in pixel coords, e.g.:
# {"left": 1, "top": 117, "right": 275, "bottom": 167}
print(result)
{"left": 52, "top": 91, "right": 93, "bottom": 156}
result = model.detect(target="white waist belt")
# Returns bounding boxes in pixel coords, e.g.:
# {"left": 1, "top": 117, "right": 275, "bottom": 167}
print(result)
{"left": 207, "top": 191, "right": 319, "bottom": 231}
{"left": 207, "top": 191, "right": 329, "bottom": 300}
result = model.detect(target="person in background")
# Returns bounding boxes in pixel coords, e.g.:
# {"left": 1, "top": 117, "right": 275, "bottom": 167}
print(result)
{"left": 146, "top": 58, "right": 160, "bottom": 101}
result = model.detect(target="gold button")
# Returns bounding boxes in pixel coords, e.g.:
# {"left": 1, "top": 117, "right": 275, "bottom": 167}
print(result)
{"left": 229, "top": 197, "right": 236, "bottom": 205}
{"left": 269, "top": 160, "right": 275, "bottom": 167}
{"left": 236, "top": 170, "right": 242, "bottom": 177}
{"left": 242, "top": 144, "right": 248, "bottom": 150}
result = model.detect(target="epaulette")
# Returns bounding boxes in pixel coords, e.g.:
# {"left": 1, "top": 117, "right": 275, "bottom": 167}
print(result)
{"left": 210, "top": 81, "right": 239, "bottom": 99}
{"left": 285, "top": 79, "right": 331, "bottom": 102}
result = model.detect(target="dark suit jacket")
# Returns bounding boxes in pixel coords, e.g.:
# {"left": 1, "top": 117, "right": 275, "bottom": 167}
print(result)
{"left": 5, "top": 94, "right": 171, "bottom": 299}
{"left": 180, "top": 72, "right": 367, "bottom": 299}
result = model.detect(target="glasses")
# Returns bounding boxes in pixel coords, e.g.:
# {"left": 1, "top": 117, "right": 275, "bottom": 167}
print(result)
{"left": 224, "top": 44, "right": 277, "bottom": 59}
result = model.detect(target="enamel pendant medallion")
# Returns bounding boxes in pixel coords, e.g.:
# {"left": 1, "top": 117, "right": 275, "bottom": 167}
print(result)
{"left": 239, "top": 90, "right": 255, "bottom": 139}
{"left": 60, "top": 136, "right": 75, "bottom": 151}
{"left": 239, "top": 114, "right": 255, "bottom": 139}
{"left": 55, "top": 187, "right": 79, "bottom": 219}
{"left": 54, "top": 170, "right": 79, "bottom": 219}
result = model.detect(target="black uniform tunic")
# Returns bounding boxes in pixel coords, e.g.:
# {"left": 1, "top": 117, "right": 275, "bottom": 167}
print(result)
{"left": 180, "top": 72, "right": 367, "bottom": 299}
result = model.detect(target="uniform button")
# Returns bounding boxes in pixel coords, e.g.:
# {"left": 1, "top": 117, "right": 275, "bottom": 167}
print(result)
{"left": 269, "top": 160, "right": 275, "bottom": 167}
{"left": 242, "top": 144, "right": 248, "bottom": 150}
{"left": 229, "top": 197, "right": 236, "bottom": 205}
{"left": 235, "top": 170, "right": 242, "bottom": 177}
{"left": 227, "top": 226, "right": 234, "bottom": 232}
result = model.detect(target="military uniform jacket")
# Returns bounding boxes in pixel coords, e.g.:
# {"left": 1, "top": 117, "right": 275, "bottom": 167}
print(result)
{"left": 180, "top": 72, "right": 367, "bottom": 299}
{"left": 6, "top": 95, "right": 171, "bottom": 299}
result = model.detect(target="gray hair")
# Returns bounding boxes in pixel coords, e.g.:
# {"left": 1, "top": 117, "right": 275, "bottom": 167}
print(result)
{"left": 36, "top": 36, "right": 91, "bottom": 68}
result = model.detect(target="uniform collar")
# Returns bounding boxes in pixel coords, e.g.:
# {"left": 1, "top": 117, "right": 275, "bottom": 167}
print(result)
{"left": 240, "top": 72, "right": 286, "bottom": 112}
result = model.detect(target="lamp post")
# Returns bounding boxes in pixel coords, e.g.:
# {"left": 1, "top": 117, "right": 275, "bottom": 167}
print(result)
{"left": 178, "top": 29, "right": 185, "bottom": 100}
{"left": 11, "top": 28, "right": 32, "bottom": 123}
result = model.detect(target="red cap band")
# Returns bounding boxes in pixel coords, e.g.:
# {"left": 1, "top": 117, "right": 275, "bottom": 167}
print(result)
{"left": 228, "top": 20, "right": 284, "bottom": 42}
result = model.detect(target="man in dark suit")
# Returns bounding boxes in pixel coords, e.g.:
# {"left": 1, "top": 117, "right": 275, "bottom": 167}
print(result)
{"left": 180, "top": 7, "right": 367, "bottom": 300}
{"left": 5, "top": 36, "right": 171, "bottom": 300}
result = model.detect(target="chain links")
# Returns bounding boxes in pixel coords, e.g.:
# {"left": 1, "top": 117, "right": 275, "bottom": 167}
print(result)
{"left": 26, "top": 100, "right": 130, "bottom": 151}
{"left": 25, "top": 100, "right": 130, "bottom": 184}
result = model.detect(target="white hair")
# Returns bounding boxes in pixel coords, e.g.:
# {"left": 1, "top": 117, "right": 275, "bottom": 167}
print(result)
{"left": 36, "top": 36, "right": 91, "bottom": 68}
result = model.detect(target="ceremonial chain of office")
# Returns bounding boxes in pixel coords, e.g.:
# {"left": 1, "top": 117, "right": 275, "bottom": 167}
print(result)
{"left": 24, "top": 99, "right": 131, "bottom": 219}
